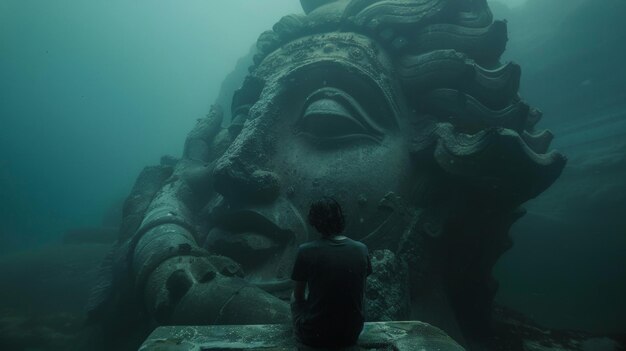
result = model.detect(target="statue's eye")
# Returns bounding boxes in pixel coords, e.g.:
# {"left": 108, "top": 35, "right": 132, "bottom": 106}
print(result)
{"left": 297, "top": 87, "right": 384, "bottom": 143}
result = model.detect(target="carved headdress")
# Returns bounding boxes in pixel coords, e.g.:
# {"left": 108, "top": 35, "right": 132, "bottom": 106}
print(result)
{"left": 233, "top": 0, "right": 566, "bottom": 205}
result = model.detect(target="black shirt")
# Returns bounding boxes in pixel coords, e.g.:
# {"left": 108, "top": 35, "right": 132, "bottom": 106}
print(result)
{"left": 291, "top": 236, "right": 372, "bottom": 347}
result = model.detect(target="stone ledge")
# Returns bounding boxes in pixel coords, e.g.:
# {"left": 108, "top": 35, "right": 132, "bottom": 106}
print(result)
{"left": 139, "top": 321, "right": 465, "bottom": 351}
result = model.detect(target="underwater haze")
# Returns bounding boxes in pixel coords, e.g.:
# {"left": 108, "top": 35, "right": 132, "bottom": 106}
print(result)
{"left": 1, "top": 0, "right": 625, "bottom": 350}
{"left": 0, "top": 0, "right": 302, "bottom": 251}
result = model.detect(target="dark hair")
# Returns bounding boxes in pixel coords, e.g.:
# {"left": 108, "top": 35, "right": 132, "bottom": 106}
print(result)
{"left": 308, "top": 197, "right": 345, "bottom": 236}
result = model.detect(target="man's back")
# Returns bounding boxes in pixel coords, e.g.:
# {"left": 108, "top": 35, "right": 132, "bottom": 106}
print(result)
{"left": 291, "top": 236, "right": 372, "bottom": 347}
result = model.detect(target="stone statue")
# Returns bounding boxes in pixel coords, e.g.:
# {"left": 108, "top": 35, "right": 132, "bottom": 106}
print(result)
{"left": 87, "top": 0, "right": 566, "bottom": 348}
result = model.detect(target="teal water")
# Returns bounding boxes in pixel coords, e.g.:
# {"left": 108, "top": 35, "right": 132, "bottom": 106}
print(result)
{"left": 0, "top": 0, "right": 624, "bottom": 349}
{"left": 0, "top": 0, "right": 301, "bottom": 251}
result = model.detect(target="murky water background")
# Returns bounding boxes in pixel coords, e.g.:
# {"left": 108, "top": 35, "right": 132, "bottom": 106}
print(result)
{"left": 0, "top": 0, "right": 624, "bottom": 348}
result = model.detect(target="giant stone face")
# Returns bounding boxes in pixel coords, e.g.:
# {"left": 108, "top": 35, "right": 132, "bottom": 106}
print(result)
{"left": 99, "top": 0, "right": 567, "bottom": 346}
{"left": 210, "top": 32, "right": 418, "bottom": 280}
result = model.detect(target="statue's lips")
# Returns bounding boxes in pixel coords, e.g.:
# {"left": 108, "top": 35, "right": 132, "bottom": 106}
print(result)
{"left": 207, "top": 210, "right": 296, "bottom": 292}
{"left": 211, "top": 210, "right": 294, "bottom": 245}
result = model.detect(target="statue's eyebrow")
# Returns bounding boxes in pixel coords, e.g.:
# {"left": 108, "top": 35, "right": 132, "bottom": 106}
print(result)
{"left": 281, "top": 62, "right": 399, "bottom": 128}
{"left": 298, "top": 87, "right": 386, "bottom": 141}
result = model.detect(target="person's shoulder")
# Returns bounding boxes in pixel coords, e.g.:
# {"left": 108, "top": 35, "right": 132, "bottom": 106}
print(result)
{"left": 298, "top": 239, "right": 322, "bottom": 251}
{"left": 346, "top": 238, "right": 369, "bottom": 250}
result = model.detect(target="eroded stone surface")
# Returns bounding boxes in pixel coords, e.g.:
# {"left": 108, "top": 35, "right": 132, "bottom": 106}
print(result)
{"left": 139, "top": 321, "right": 465, "bottom": 351}
{"left": 91, "top": 0, "right": 569, "bottom": 347}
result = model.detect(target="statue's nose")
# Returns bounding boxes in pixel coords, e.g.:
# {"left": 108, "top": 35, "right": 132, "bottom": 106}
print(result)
{"left": 213, "top": 158, "right": 281, "bottom": 204}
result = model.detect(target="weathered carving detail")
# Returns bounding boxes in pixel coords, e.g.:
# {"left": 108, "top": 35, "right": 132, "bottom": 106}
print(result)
{"left": 90, "top": 0, "right": 566, "bottom": 347}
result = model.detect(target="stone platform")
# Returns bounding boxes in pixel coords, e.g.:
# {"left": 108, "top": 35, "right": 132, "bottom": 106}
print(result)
{"left": 139, "top": 321, "right": 465, "bottom": 351}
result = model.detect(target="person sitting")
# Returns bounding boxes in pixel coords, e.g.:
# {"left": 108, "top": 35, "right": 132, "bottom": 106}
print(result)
{"left": 291, "top": 197, "right": 373, "bottom": 348}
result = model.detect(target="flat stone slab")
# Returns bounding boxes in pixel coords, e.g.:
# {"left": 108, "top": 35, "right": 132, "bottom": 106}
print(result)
{"left": 139, "top": 321, "right": 465, "bottom": 351}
